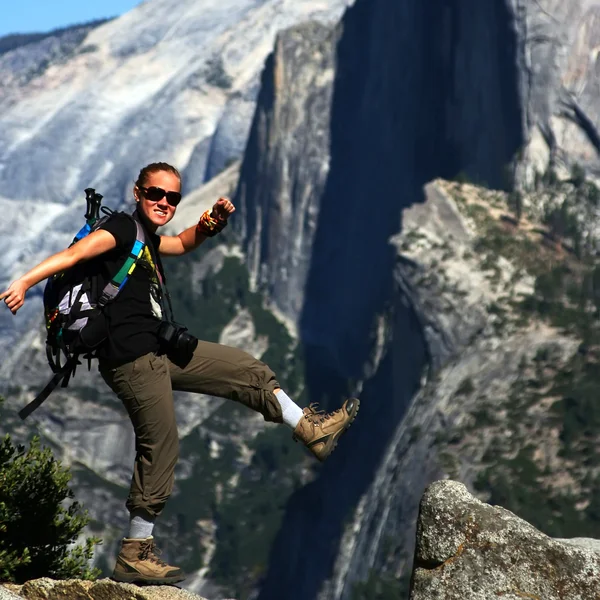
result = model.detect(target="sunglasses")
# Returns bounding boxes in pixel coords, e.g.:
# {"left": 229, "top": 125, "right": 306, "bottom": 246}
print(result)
{"left": 138, "top": 186, "right": 182, "bottom": 207}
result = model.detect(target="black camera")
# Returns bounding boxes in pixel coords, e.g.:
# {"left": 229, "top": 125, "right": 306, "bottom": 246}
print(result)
{"left": 158, "top": 321, "right": 198, "bottom": 367}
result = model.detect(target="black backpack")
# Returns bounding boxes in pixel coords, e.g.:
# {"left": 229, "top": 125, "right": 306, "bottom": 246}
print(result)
{"left": 19, "top": 188, "right": 146, "bottom": 420}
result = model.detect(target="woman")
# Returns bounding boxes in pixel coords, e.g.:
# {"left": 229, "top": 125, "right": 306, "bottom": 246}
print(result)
{"left": 1, "top": 162, "right": 360, "bottom": 585}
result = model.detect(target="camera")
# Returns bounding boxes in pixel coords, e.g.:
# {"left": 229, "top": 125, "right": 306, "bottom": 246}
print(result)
{"left": 158, "top": 321, "right": 198, "bottom": 367}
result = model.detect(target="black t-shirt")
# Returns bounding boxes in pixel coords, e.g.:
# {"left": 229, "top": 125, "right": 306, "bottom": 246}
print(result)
{"left": 95, "top": 212, "right": 164, "bottom": 363}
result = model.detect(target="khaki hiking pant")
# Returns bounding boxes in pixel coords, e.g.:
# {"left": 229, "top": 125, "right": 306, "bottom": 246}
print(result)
{"left": 99, "top": 341, "right": 282, "bottom": 517}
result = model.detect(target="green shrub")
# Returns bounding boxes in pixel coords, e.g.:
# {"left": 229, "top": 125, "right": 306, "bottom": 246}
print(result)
{"left": 570, "top": 163, "right": 586, "bottom": 188}
{"left": 454, "top": 171, "right": 471, "bottom": 185}
{"left": 542, "top": 201, "right": 579, "bottom": 243}
{"left": 507, "top": 190, "right": 523, "bottom": 222}
{"left": 549, "top": 352, "right": 600, "bottom": 462}
{"left": 352, "top": 569, "right": 410, "bottom": 600}
{"left": 584, "top": 181, "right": 600, "bottom": 207}
{"left": 542, "top": 167, "right": 558, "bottom": 187}
{"left": 0, "top": 406, "right": 100, "bottom": 583}
{"left": 456, "top": 377, "right": 475, "bottom": 396}
{"left": 205, "top": 56, "right": 233, "bottom": 89}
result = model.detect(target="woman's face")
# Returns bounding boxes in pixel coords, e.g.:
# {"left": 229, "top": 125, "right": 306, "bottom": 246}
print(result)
{"left": 134, "top": 170, "right": 181, "bottom": 231}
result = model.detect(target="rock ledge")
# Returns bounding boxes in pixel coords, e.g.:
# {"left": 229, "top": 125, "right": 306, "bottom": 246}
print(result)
{"left": 410, "top": 480, "right": 600, "bottom": 600}
{"left": 0, "top": 578, "right": 211, "bottom": 600}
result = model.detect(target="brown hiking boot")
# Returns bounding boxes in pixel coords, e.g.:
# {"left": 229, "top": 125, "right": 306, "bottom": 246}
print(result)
{"left": 293, "top": 398, "right": 360, "bottom": 462}
{"left": 112, "top": 536, "right": 186, "bottom": 585}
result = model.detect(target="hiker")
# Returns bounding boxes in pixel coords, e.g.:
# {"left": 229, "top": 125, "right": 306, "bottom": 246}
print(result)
{"left": 1, "top": 162, "right": 360, "bottom": 585}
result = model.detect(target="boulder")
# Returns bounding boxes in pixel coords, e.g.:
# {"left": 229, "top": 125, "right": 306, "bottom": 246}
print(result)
{"left": 411, "top": 480, "right": 600, "bottom": 599}
{"left": 0, "top": 585, "right": 22, "bottom": 600}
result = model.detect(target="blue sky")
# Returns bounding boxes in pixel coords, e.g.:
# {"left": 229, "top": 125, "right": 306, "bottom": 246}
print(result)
{"left": 1, "top": 1, "right": 142, "bottom": 37}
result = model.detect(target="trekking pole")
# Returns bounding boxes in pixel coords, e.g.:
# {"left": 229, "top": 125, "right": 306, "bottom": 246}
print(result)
{"left": 84, "top": 188, "right": 103, "bottom": 222}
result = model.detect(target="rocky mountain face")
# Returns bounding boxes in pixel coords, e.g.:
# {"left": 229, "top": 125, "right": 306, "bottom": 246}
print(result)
{"left": 2, "top": 0, "right": 600, "bottom": 599}
{"left": 234, "top": 0, "right": 600, "bottom": 598}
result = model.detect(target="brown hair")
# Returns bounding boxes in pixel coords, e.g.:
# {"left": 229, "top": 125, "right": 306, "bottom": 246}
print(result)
{"left": 135, "top": 162, "right": 181, "bottom": 188}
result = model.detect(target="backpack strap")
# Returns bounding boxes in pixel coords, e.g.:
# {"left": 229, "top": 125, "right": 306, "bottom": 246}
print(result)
{"left": 97, "top": 219, "right": 146, "bottom": 307}
{"left": 19, "top": 356, "right": 80, "bottom": 420}
{"left": 24, "top": 216, "right": 146, "bottom": 420}
{"left": 134, "top": 211, "right": 175, "bottom": 322}
{"left": 46, "top": 338, "right": 64, "bottom": 373}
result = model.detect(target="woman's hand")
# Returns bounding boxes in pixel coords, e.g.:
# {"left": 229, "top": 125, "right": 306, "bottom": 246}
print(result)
{"left": 0, "top": 280, "right": 29, "bottom": 315}
{"left": 210, "top": 197, "right": 236, "bottom": 221}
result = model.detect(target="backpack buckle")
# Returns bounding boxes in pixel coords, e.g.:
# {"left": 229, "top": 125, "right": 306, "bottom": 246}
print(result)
{"left": 97, "top": 290, "right": 112, "bottom": 307}
{"left": 98, "top": 283, "right": 119, "bottom": 307}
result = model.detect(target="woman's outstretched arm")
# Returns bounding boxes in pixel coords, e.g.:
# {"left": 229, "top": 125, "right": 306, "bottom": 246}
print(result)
{"left": 0, "top": 229, "right": 118, "bottom": 315}
{"left": 158, "top": 196, "right": 235, "bottom": 256}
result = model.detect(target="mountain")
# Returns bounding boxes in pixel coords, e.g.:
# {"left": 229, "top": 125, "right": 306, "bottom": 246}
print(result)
{"left": 232, "top": 0, "right": 600, "bottom": 598}
{"left": 2, "top": 0, "right": 600, "bottom": 599}
{"left": 0, "top": 0, "right": 351, "bottom": 374}
{"left": 0, "top": 19, "right": 112, "bottom": 56}
{"left": 0, "top": 1, "right": 351, "bottom": 597}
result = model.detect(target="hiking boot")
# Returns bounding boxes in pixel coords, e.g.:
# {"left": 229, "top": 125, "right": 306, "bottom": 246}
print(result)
{"left": 112, "top": 536, "right": 186, "bottom": 585}
{"left": 293, "top": 398, "right": 360, "bottom": 462}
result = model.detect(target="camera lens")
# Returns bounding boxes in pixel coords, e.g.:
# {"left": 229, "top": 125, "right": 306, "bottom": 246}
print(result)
{"left": 157, "top": 321, "right": 198, "bottom": 366}
{"left": 176, "top": 330, "right": 198, "bottom": 356}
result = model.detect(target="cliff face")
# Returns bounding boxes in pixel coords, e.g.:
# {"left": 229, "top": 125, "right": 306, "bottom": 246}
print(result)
{"left": 239, "top": 0, "right": 524, "bottom": 329}
{"left": 235, "top": 21, "right": 337, "bottom": 320}
{"left": 238, "top": 3, "right": 524, "bottom": 596}
{"left": 511, "top": 0, "right": 600, "bottom": 185}
{"left": 236, "top": 0, "right": 600, "bottom": 598}
{"left": 239, "top": 0, "right": 600, "bottom": 335}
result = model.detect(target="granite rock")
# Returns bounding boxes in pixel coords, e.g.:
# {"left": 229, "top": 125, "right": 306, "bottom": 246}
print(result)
{"left": 411, "top": 480, "right": 600, "bottom": 600}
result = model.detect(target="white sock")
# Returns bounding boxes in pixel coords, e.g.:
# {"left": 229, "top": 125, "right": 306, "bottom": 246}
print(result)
{"left": 275, "top": 389, "right": 304, "bottom": 430}
{"left": 128, "top": 510, "right": 155, "bottom": 539}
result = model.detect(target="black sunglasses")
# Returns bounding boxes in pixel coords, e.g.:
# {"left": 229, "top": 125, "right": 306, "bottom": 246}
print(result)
{"left": 138, "top": 186, "right": 182, "bottom": 207}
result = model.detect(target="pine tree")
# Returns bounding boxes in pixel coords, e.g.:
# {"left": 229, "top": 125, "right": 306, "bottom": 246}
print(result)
{"left": 507, "top": 190, "right": 523, "bottom": 223}
{"left": 0, "top": 397, "right": 100, "bottom": 583}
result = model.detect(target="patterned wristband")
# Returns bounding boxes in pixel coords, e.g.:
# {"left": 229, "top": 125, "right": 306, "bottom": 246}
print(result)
{"left": 196, "top": 210, "right": 227, "bottom": 237}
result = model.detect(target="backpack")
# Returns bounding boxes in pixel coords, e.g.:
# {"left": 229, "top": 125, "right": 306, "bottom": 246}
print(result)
{"left": 19, "top": 188, "right": 146, "bottom": 420}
